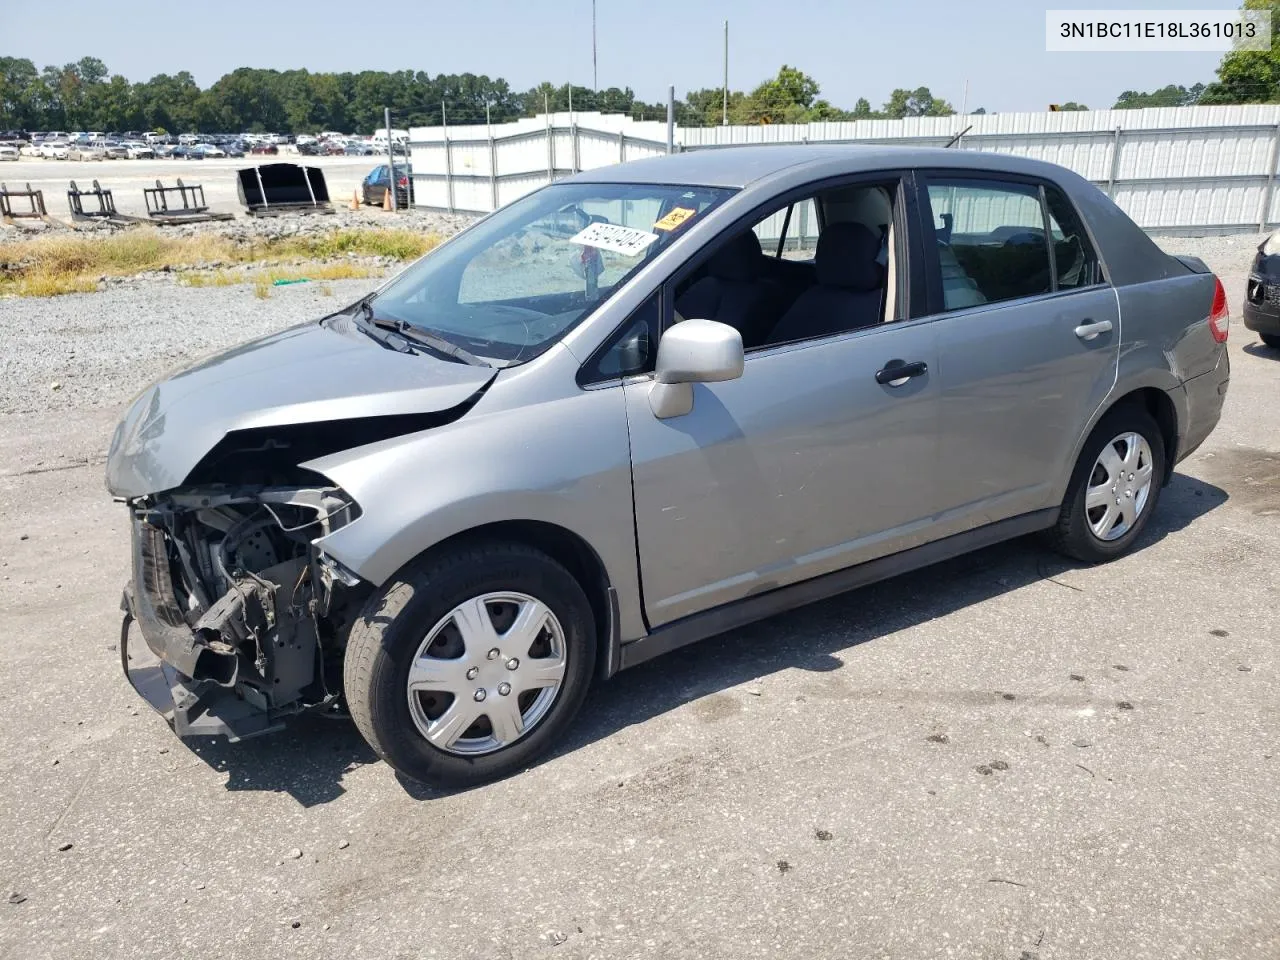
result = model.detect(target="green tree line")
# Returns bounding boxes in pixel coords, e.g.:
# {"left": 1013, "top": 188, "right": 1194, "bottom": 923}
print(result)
{"left": 7, "top": 0, "right": 1280, "bottom": 138}
{"left": 0, "top": 57, "right": 968, "bottom": 134}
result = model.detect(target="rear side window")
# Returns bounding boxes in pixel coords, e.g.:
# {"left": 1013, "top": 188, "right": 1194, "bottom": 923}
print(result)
{"left": 926, "top": 180, "right": 1051, "bottom": 310}
{"left": 1043, "top": 185, "right": 1099, "bottom": 289}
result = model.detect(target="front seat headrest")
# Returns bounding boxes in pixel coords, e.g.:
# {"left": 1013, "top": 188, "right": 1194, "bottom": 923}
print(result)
{"left": 815, "top": 222, "right": 883, "bottom": 291}
{"left": 707, "top": 230, "right": 763, "bottom": 282}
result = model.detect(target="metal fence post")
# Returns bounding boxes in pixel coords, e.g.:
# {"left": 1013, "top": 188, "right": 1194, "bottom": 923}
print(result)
{"left": 1260, "top": 122, "right": 1280, "bottom": 232}
{"left": 385, "top": 106, "right": 397, "bottom": 212}
{"left": 618, "top": 130, "right": 625, "bottom": 163}
{"left": 1106, "top": 126, "right": 1123, "bottom": 199}
{"left": 546, "top": 111, "right": 554, "bottom": 185}
{"left": 489, "top": 131, "right": 499, "bottom": 213}
{"left": 666, "top": 85, "right": 675, "bottom": 154}
{"left": 572, "top": 121, "right": 580, "bottom": 173}
{"left": 443, "top": 129, "right": 455, "bottom": 214}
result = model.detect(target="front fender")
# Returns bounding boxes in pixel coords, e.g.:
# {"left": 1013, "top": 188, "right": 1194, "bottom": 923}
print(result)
{"left": 306, "top": 377, "right": 646, "bottom": 641}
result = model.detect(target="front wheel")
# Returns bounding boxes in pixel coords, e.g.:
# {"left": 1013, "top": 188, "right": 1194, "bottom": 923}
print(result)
{"left": 343, "top": 541, "right": 597, "bottom": 788}
{"left": 1047, "top": 404, "right": 1166, "bottom": 563}
{"left": 1261, "top": 333, "right": 1280, "bottom": 349}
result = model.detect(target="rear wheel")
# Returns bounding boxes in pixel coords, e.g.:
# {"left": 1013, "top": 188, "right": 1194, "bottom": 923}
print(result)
{"left": 1048, "top": 404, "right": 1165, "bottom": 563}
{"left": 1261, "top": 333, "right": 1280, "bottom": 349}
{"left": 343, "top": 541, "right": 596, "bottom": 788}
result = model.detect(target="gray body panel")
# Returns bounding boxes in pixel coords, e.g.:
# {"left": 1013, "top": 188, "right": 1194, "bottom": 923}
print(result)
{"left": 105, "top": 143, "right": 1229, "bottom": 669}
{"left": 306, "top": 344, "right": 649, "bottom": 643}
{"left": 930, "top": 286, "right": 1121, "bottom": 529}
{"left": 106, "top": 320, "right": 493, "bottom": 498}
{"left": 624, "top": 322, "right": 940, "bottom": 625}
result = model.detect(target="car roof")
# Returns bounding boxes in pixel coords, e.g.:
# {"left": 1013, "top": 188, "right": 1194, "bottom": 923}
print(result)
{"left": 567, "top": 144, "right": 1075, "bottom": 189}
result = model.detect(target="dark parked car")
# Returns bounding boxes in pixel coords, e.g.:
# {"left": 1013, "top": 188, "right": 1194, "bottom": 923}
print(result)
{"left": 1244, "top": 233, "right": 1280, "bottom": 348}
{"left": 108, "top": 146, "right": 1229, "bottom": 789}
{"left": 362, "top": 163, "right": 414, "bottom": 206}
{"left": 169, "top": 145, "right": 204, "bottom": 160}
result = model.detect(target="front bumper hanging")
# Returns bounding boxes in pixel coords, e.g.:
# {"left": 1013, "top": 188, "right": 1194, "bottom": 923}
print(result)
{"left": 120, "top": 588, "right": 286, "bottom": 742}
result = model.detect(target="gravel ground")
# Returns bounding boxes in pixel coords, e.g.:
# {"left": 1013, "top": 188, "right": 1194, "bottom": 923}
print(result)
{"left": 1152, "top": 231, "right": 1265, "bottom": 276}
{"left": 0, "top": 278, "right": 382, "bottom": 416}
{"left": 0, "top": 230, "right": 1277, "bottom": 959}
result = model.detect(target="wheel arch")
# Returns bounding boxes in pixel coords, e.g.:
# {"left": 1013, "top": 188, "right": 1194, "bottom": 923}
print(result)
{"left": 413, "top": 520, "right": 619, "bottom": 680}
{"left": 1099, "top": 386, "right": 1180, "bottom": 484}
{"left": 1127, "top": 386, "right": 1179, "bottom": 482}
{"left": 1061, "top": 376, "right": 1184, "bottom": 502}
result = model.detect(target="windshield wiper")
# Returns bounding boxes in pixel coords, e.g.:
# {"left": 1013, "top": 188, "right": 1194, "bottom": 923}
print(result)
{"left": 360, "top": 302, "right": 490, "bottom": 367}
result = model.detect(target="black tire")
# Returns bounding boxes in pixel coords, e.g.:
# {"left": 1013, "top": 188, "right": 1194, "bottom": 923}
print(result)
{"left": 1047, "top": 403, "right": 1166, "bottom": 563}
{"left": 1261, "top": 333, "right": 1280, "bottom": 350}
{"left": 343, "top": 541, "right": 596, "bottom": 788}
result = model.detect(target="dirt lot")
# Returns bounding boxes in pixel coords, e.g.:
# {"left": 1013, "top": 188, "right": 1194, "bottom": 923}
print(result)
{"left": 0, "top": 243, "right": 1278, "bottom": 959}
{"left": 0, "top": 154, "right": 394, "bottom": 220}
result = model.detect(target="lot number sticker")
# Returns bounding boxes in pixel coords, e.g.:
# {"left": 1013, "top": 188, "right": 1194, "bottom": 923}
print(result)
{"left": 653, "top": 207, "right": 696, "bottom": 231}
{"left": 569, "top": 222, "right": 659, "bottom": 257}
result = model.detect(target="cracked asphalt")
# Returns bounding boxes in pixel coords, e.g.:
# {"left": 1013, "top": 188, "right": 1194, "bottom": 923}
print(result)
{"left": 0, "top": 257, "right": 1278, "bottom": 960}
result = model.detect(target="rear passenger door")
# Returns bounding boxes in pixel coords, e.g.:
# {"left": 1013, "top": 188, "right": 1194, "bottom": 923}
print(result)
{"left": 919, "top": 175, "right": 1119, "bottom": 530}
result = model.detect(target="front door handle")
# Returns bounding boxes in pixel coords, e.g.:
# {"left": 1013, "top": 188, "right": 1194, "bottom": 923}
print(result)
{"left": 1074, "top": 318, "right": 1113, "bottom": 341}
{"left": 875, "top": 359, "right": 929, "bottom": 387}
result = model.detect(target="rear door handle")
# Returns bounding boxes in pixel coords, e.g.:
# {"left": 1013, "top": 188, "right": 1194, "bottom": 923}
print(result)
{"left": 1074, "top": 318, "right": 1113, "bottom": 341}
{"left": 875, "top": 359, "right": 929, "bottom": 387}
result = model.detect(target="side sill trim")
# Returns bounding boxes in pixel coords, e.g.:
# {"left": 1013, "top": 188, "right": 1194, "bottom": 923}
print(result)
{"left": 618, "top": 508, "right": 1059, "bottom": 671}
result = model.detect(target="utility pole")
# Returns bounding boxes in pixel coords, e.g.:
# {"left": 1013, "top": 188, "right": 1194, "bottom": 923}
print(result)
{"left": 722, "top": 20, "right": 729, "bottom": 125}
{"left": 592, "top": 0, "right": 598, "bottom": 90}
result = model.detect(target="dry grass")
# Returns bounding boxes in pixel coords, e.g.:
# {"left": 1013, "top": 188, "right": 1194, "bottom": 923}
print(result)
{"left": 179, "top": 260, "right": 381, "bottom": 292}
{"left": 6, "top": 270, "right": 99, "bottom": 297}
{"left": 0, "top": 226, "right": 441, "bottom": 298}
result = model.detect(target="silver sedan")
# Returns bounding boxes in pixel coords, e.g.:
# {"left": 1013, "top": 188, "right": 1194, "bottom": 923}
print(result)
{"left": 106, "top": 145, "right": 1230, "bottom": 788}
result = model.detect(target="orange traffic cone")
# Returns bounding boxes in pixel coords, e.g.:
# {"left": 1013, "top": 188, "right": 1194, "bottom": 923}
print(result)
{"left": 349, "top": 188, "right": 359, "bottom": 211}
{"left": 382, "top": 186, "right": 393, "bottom": 212}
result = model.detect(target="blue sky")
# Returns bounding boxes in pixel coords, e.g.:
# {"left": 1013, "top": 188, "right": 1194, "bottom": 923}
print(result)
{"left": 7, "top": 0, "right": 1226, "bottom": 112}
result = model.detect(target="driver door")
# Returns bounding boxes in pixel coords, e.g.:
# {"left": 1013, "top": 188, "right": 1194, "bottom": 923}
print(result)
{"left": 624, "top": 320, "right": 940, "bottom": 627}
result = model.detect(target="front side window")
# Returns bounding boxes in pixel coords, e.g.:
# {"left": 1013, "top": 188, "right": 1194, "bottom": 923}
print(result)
{"left": 927, "top": 179, "right": 1052, "bottom": 310}
{"left": 371, "top": 182, "right": 734, "bottom": 364}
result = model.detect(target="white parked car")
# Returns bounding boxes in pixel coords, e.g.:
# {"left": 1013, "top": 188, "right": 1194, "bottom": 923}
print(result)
{"left": 69, "top": 142, "right": 107, "bottom": 161}
{"left": 0, "top": 143, "right": 20, "bottom": 161}
{"left": 122, "top": 141, "right": 155, "bottom": 159}
{"left": 39, "top": 140, "right": 70, "bottom": 160}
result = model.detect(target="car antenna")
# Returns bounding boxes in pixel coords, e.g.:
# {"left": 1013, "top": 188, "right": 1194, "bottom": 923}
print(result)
{"left": 944, "top": 125, "right": 973, "bottom": 148}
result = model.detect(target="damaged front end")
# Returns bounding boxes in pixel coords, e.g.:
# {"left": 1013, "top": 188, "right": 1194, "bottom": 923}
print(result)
{"left": 121, "top": 480, "right": 368, "bottom": 741}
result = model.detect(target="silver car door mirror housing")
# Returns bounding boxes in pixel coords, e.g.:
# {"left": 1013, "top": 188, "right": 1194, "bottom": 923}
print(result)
{"left": 649, "top": 319, "right": 744, "bottom": 419}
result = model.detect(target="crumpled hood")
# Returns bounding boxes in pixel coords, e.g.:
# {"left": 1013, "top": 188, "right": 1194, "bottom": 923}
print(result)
{"left": 106, "top": 318, "right": 495, "bottom": 498}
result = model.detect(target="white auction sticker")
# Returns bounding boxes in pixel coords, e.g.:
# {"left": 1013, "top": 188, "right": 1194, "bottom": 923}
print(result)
{"left": 569, "top": 222, "right": 659, "bottom": 257}
{"left": 1047, "top": 9, "right": 1271, "bottom": 51}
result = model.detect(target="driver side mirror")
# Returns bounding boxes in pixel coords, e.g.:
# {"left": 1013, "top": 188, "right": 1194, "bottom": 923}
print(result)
{"left": 649, "top": 319, "right": 744, "bottom": 419}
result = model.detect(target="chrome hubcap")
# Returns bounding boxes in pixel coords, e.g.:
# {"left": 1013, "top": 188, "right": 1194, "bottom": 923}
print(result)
{"left": 1086, "top": 432, "right": 1154, "bottom": 542}
{"left": 406, "top": 592, "right": 567, "bottom": 756}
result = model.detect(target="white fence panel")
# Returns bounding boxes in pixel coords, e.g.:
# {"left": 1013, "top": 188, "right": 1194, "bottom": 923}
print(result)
{"left": 409, "top": 106, "right": 1280, "bottom": 230}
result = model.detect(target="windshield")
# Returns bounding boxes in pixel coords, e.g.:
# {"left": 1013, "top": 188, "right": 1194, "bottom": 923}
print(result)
{"left": 368, "top": 181, "right": 735, "bottom": 364}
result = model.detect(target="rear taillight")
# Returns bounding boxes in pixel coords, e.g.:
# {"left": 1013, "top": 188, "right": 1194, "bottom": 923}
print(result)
{"left": 1209, "top": 275, "right": 1229, "bottom": 343}
{"left": 397, "top": 176, "right": 408, "bottom": 187}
